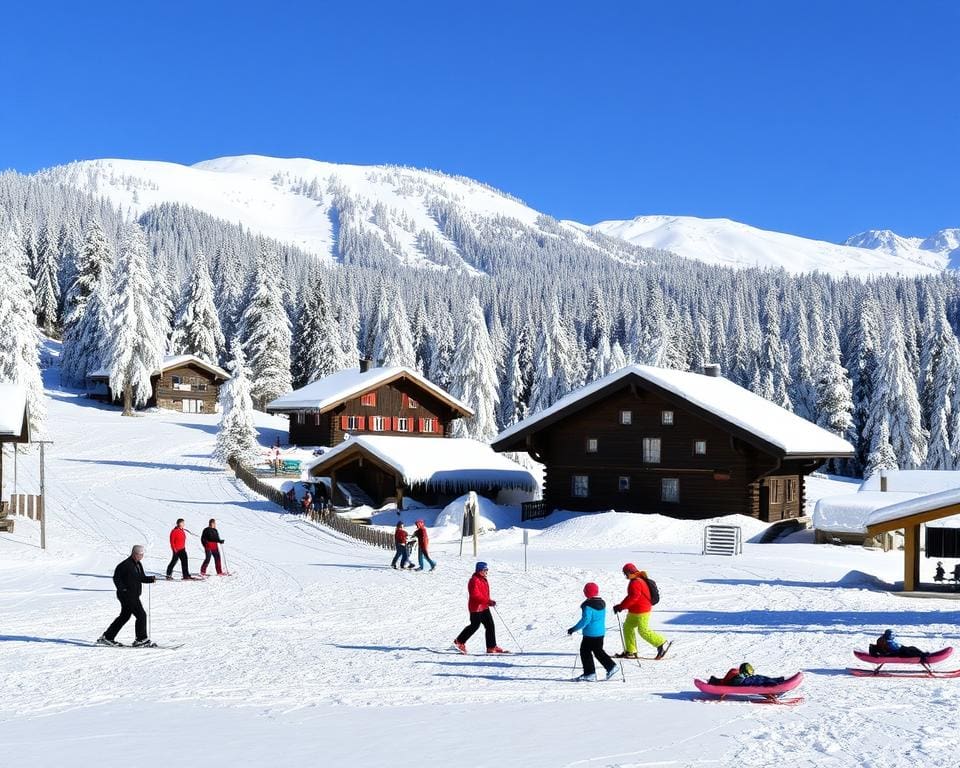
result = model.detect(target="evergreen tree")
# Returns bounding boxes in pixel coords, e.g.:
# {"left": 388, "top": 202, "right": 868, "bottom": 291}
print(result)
{"left": 500, "top": 323, "right": 533, "bottom": 427}
{"left": 291, "top": 269, "right": 340, "bottom": 387}
{"left": 449, "top": 297, "right": 499, "bottom": 441}
{"left": 108, "top": 224, "right": 167, "bottom": 415}
{"left": 241, "top": 246, "right": 292, "bottom": 408}
{"left": 373, "top": 294, "right": 416, "bottom": 368}
{"left": 864, "top": 417, "right": 899, "bottom": 478}
{"left": 427, "top": 310, "right": 455, "bottom": 390}
{"left": 169, "top": 250, "right": 225, "bottom": 364}
{"left": 609, "top": 340, "right": 628, "bottom": 372}
{"left": 815, "top": 326, "right": 854, "bottom": 470}
{"left": 214, "top": 339, "right": 262, "bottom": 466}
{"left": 848, "top": 297, "right": 883, "bottom": 473}
{"left": 924, "top": 308, "right": 960, "bottom": 470}
{"left": 33, "top": 225, "right": 61, "bottom": 335}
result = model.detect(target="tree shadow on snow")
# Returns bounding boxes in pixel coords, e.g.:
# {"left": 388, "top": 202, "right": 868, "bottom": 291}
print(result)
{"left": 698, "top": 572, "right": 887, "bottom": 591}
{"left": 156, "top": 498, "right": 273, "bottom": 511}
{"left": 62, "top": 458, "right": 221, "bottom": 473}
{"left": 62, "top": 587, "right": 112, "bottom": 592}
{"left": 804, "top": 667, "right": 853, "bottom": 677}
{"left": 311, "top": 563, "right": 393, "bottom": 570}
{"left": 665, "top": 609, "right": 960, "bottom": 637}
{"left": 174, "top": 422, "right": 219, "bottom": 435}
{"left": 71, "top": 572, "right": 112, "bottom": 579}
{"left": 417, "top": 659, "right": 569, "bottom": 670}
{"left": 653, "top": 691, "right": 702, "bottom": 703}
{"left": 0, "top": 635, "right": 95, "bottom": 647}
{"left": 432, "top": 671, "right": 563, "bottom": 683}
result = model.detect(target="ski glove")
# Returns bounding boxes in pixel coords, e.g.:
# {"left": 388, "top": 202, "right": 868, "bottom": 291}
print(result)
{"left": 613, "top": 604, "right": 622, "bottom": 614}
{"left": 489, "top": 600, "right": 497, "bottom": 607}
{"left": 567, "top": 628, "right": 574, "bottom": 635}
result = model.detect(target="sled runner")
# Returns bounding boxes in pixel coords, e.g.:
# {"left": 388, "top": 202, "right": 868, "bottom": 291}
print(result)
{"left": 848, "top": 646, "right": 957, "bottom": 677}
{"left": 693, "top": 672, "right": 804, "bottom": 705}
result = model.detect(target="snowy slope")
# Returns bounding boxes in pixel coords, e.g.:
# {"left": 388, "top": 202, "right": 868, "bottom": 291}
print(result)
{"left": 36, "top": 156, "right": 612, "bottom": 273}
{"left": 591, "top": 214, "right": 948, "bottom": 276}
{"left": 847, "top": 227, "right": 960, "bottom": 270}
{"left": 5, "top": 362, "right": 960, "bottom": 767}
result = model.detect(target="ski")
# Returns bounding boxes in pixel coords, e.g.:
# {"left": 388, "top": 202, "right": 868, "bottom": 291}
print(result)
{"left": 693, "top": 695, "right": 804, "bottom": 706}
{"left": 92, "top": 642, "right": 184, "bottom": 650}
{"left": 847, "top": 667, "right": 960, "bottom": 678}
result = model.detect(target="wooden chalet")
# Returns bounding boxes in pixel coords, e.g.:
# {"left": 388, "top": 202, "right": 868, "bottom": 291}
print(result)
{"left": 0, "top": 383, "right": 30, "bottom": 500}
{"left": 87, "top": 355, "right": 230, "bottom": 413}
{"left": 491, "top": 364, "right": 854, "bottom": 522}
{"left": 266, "top": 361, "right": 474, "bottom": 446}
{"left": 303, "top": 435, "right": 537, "bottom": 509}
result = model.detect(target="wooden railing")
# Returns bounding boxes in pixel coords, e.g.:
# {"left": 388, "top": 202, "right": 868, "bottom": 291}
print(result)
{"left": 521, "top": 500, "right": 549, "bottom": 521}
{"left": 229, "top": 458, "right": 392, "bottom": 550}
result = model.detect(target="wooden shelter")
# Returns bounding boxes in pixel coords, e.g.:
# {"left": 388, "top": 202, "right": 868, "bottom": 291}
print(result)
{"left": 865, "top": 488, "right": 960, "bottom": 592}
{"left": 87, "top": 355, "right": 229, "bottom": 413}
{"left": 0, "top": 383, "right": 30, "bottom": 494}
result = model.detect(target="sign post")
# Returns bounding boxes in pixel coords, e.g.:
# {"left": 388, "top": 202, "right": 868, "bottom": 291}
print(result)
{"left": 523, "top": 529, "right": 529, "bottom": 572}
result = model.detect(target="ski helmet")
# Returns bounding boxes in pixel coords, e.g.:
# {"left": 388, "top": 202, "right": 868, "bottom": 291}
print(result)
{"left": 583, "top": 582, "right": 599, "bottom": 598}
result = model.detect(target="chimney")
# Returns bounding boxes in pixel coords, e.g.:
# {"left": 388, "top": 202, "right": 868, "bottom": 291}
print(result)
{"left": 702, "top": 364, "right": 722, "bottom": 377}
{"left": 359, "top": 358, "right": 372, "bottom": 373}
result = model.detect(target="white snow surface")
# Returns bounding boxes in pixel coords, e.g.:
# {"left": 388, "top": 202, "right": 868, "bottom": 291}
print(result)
{"left": 4, "top": 370, "right": 960, "bottom": 767}
{"left": 592, "top": 214, "right": 948, "bottom": 276}
{"left": 495, "top": 364, "right": 855, "bottom": 456}
{"left": 304, "top": 435, "right": 537, "bottom": 492}
{"left": 266, "top": 365, "right": 472, "bottom": 416}
{"left": 0, "top": 382, "right": 27, "bottom": 436}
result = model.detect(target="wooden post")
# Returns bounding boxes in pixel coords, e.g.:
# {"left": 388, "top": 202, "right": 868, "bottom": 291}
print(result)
{"left": 40, "top": 441, "right": 46, "bottom": 550}
{"left": 396, "top": 481, "right": 404, "bottom": 512}
{"left": 904, "top": 524, "right": 919, "bottom": 591}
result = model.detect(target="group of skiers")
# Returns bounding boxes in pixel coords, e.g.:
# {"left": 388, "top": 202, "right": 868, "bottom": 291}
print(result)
{"left": 165, "top": 518, "right": 227, "bottom": 579}
{"left": 391, "top": 519, "right": 437, "bottom": 571}
{"left": 451, "top": 561, "right": 671, "bottom": 681}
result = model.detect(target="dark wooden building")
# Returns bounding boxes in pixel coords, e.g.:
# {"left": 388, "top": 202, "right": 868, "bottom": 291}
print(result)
{"left": 491, "top": 365, "right": 854, "bottom": 522}
{"left": 266, "top": 362, "right": 474, "bottom": 447}
{"left": 87, "top": 355, "right": 230, "bottom": 413}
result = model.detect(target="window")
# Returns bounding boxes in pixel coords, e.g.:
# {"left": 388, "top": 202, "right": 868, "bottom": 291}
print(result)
{"left": 396, "top": 417, "right": 410, "bottom": 432}
{"left": 620, "top": 410, "right": 632, "bottom": 425}
{"left": 661, "top": 410, "right": 674, "bottom": 425}
{"left": 371, "top": 416, "right": 386, "bottom": 432}
{"left": 586, "top": 438, "right": 598, "bottom": 453}
{"left": 572, "top": 475, "right": 589, "bottom": 497}
{"left": 407, "top": 397, "right": 418, "bottom": 409}
{"left": 642, "top": 437, "right": 661, "bottom": 464}
{"left": 172, "top": 375, "right": 181, "bottom": 385}
{"left": 420, "top": 417, "right": 436, "bottom": 434}
{"left": 661, "top": 478, "right": 679, "bottom": 503}
{"left": 772, "top": 479, "right": 783, "bottom": 504}
{"left": 360, "top": 392, "right": 377, "bottom": 407}
{"left": 347, "top": 415, "right": 362, "bottom": 430}
{"left": 295, "top": 412, "right": 305, "bottom": 425}
{"left": 694, "top": 440, "right": 707, "bottom": 455}
{"left": 618, "top": 476, "right": 630, "bottom": 492}
{"left": 786, "top": 478, "right": 797, "bottom": 503}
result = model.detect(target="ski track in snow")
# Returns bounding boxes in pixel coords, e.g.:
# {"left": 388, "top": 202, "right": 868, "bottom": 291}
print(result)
{"left": 2, "top": 379, "right": 960, "bottom": 767}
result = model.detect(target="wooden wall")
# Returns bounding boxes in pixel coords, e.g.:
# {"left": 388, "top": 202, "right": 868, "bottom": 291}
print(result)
{"left": 154, "top": 364, "right": 223, "bottom": 412}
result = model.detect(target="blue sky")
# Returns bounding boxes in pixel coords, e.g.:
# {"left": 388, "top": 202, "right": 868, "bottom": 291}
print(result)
{"left": 3, "top": 1, "right": 958, "bottom": 242}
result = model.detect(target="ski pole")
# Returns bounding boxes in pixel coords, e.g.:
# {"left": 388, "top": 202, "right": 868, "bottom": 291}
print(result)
{"left": 616, "top": 611, "right": 639, "bottom": 671}
{"left": 493, "top": 605, "right": 524, "bottom": 653}
{"left": 220, "top": 544, "right": 227, "bottom": 574}
{"left": 148, "top": 581, "right": 152, "bottom": 640}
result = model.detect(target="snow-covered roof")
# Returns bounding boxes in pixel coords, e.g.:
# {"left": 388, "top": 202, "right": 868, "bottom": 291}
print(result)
{"left": 304, "top": 435, "right": 536, "bottom": 493}
{"left": 266, "top": 366, "right": 473, "bottom": 417}
{"left": 88, "top": 355, "right": 229, "bottom": 381}
{"left": 0, "top": 383, "right": 28, "bottom": 438}
{"left": 866, "top": 488, "right": 960, "bottom": 531}
{"left": 858, "top": 470, "right": 960, "bottom": 494}
{"left": 493, "top": 365, "right": 854, "bottom": 457}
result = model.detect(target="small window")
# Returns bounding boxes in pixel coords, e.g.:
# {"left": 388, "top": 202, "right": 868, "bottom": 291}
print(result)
{"left": 295, "top": 412, "right": 305, "bottom": 425}
{"left": 661, "top": 410, "right": 674, "bottom": 425}
{"left": 407, "top": 397, "right": 418, "bottom": 409}
{"left": 694, "top": 440, "right": 707, "bottom": 455}
{"left": 786, "top": 478, "right": 797, "bottom": 502}
{"left": 314, "top": 412, "right": 321, "bottom": 426}
{"left": 620, "top": 410, "right": 632, "bottom": 425}
{"left": 572, "top": 475, "right": 589, "bottom": 497}
{"left": 360, "top": 393, "right": 377, "bottom": 407}
{"left": 396, "top": 417, "right": 410, "bottom": 432}
{"left": 586, "top": 438, "right": 598, "bottom": 454}
{"left": 172, "top": 375, "right": 181, "bottom": 385}
{"left": 661, "top": 478, "right": 679, "bottom": 503}
{"left": 371, "top": 416, "right": 386, "bottom": 432}
{"left": 642, "top": 437, "right": 661, "bottom": 464}
{"left": 347, "top": 415, "right": 362, "bottom": 430}
{"left": 772, "top": 479, "right": 783, "bottom": 504}
{"left": 420, "top": 417, "right": 435, "bottom": 434}
{"left": 618, "top": 476, "right": 630, "bottom": 492}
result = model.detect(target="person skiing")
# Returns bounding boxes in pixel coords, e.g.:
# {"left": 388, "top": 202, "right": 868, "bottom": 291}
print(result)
{"left": 453, "top": 562, "right": 507, "bottom": 654}
{"left": 165, "top": 518, "right": 194, "bottom": 580}
{"left": 391, "top": 522, "right": 414, "bottom": 569}
{"left": 412, "top": 519, "right": 436, "bottom": 571}
{"left": 568, "top": 582, "right": 619, "bottom": 681}
{"left": 98, "top": 545, "right": 157, "bottom": 647}
{"left": 200, "top": 518, "right": 226, "bottom": 576}
{"left": 613, "top": 563, "right": 670, "bottom": 660}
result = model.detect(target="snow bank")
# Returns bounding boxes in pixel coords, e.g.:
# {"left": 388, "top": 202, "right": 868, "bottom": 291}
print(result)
{"left": 858, "top": 470, "right": 960, "bottom": 494}
{"left": 866, "top": 488, "right": 960, "bottom": 529}
{"left": 813, "top": 491, "right": 917, "bottom": 534}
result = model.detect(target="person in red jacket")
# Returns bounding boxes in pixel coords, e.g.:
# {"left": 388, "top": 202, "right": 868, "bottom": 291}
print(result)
{"left": 391, "top": 522, "right": 414, "bottom": 570}
{"left": 613, "top": 563, "right": 669, "bottom": 659}
{"left": 412, "top": 519, "right": 436, "bottom": 571}
{"left": 165, "top": 518, "right": 195, "bottom": 580}
{"left": 452, "top": 562, "right": 507, "bottom": 654}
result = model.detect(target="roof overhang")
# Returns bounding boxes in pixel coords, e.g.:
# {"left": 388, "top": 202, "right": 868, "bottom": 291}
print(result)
{"left": 866, "top": 503, "right": 960, "bottom": 536}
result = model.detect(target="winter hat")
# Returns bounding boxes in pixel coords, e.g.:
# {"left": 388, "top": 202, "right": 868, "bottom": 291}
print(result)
{"left": 475, "top": 561, "right": 489, "bottom": 572}
{"left": 583, "top": 582, "right": 599, "bottom": 598}
{"left": 622, "top": 563, "right": 638, "bottom": 575}
{"left": 739, "top": 662, "right": 754, "bottom": 676}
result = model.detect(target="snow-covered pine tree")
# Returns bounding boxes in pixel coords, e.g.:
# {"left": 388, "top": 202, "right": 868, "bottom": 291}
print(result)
{"left": 449, "top": 296, "right": 499, "bottom": 441}
{"left": 864, "top": 417, "right": 899, "bottom": 478}
{"left": 240, "top": 246, "right": 292, "bottom": 408}
{"left": 60, "top": 221, "right": 115, "bottom": 384}
{"left": 0, "top": 227, "right": 47, "bottom": 435}
{"left": 169, "top": 249, "right": 225, "bottom": 364}
{"left": 108, "top": 224, "right": 167, "bottom": 416}
{"left": 70, "top": 266, "right": 113, "bottom": 388}
{"left": 291, "top": 268, "right": 340, "bottom": 387}
{"left": 373, "top": 294, "right": 416, "bottom": 368}
{"left": 500, "top": 323, "right": 533, "bottom": 427}
{"left": 609, "top": 340, "right": 628, "bottom": 372}
{"left": 847, "top": 296, "right": 882, "bottom": 474}
{"left": 33, "top": 225, "right": 61, "bottom": 335}
{"left": 749, "top": 288, "right": 791, "bottom": 409}
{"left": 787, "top": 295, "right": 816, "bottom": 421}
{"left": 815, "top": 326, "right": 854, "bottom": 471}
{"left": 214, "top": 338, "right": 262, "bottom": 466}
{"left": 924, "top": 305, "right": 960, "bottom": 470}
{"left": 427, "top": 310, "right": 455, "bottom": 391}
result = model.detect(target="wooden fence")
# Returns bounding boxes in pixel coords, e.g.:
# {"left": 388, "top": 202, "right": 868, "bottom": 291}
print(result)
{"left": 8, "top": 494, "right": 44, "bottom": 520}
{"left": 229, "top": 458, "right": 392, "bottom": 550}
{"left": 521, "top": 500, "right": 549, "bottom": 521}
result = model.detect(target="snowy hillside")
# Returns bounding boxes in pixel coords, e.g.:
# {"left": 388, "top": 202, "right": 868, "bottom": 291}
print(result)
{"left": 591, "top": 214, "right": 950, "bottom": 275}
{"left": 37, "top": 156, "right": 633, "bottom": 274}
{"left": 4, "top": 364, "right": 960, "bottom": 767}
{"left": 846, "top": 227, "right": 960, "bottom": 270}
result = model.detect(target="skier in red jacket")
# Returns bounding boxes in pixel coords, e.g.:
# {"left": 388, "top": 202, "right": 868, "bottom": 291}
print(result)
{"left": 412, "top": 519, "right": 436, "bottom": 571}
{"left": 452, "top": 562, "right": 507, "bottom": 654}
{"left": 613, "top": 563, "right": 668, "bottom": 659}
{"left": 165, "top": 518, "right": 195, "bottom": 580}
{"left": 391, "top": 522, "right": 414, "bottom": 569}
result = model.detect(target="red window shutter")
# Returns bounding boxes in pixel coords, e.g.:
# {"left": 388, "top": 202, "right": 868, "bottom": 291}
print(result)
{"left": 358, "top": 416, "right": 366, "bottom": 430}
{"left": 401, "top": 393, "right": 408, "bottom": 409}
{"left": 417, "top": 418, "right": 424, "bottom": 433}
{"left": 389, "top": 417, "right": 396, "bottom": 431}
{"left": 340, "top": 415, "right": 349, "bottom": 430}
{"left": 434, "top": 419, "right": 442, "bottom": 435}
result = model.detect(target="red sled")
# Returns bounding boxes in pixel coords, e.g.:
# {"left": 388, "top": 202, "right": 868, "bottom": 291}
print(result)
{"left": 693, "top": 671, "right": 804, "bottom": 705}
{"left": 848, "top": 646, "right": 957, "bottom": 677}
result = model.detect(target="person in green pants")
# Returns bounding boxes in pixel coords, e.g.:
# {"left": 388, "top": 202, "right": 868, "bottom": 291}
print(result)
{"left": 613, "top": 563, "right": 670, "bottom": 660}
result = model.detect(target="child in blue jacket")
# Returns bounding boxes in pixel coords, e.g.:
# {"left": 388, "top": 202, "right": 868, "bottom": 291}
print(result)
{"left": 568, "top": 582, "right": 619, "bottom": 681}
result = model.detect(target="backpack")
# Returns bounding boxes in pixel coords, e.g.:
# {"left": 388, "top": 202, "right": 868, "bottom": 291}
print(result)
{"left": 642, "top": 575, "right": 660, "bottom": 605}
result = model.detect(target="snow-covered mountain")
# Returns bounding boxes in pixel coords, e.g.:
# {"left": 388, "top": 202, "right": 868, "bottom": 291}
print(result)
{"left": 591, "top": 215, "right": 951, "bottom": 276}
{"left": 37, "top": 156, "right": 637, "bottom": 274}
{"left": 845, "top": 227, "right": 960, "bottom": 271}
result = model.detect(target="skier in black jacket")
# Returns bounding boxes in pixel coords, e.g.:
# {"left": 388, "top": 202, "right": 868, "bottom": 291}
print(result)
{"left": 98, "top": 545, "right": 157, "bottom": 647}
{"left": 200, "top": 519, "right": 226, "bottom": 576}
